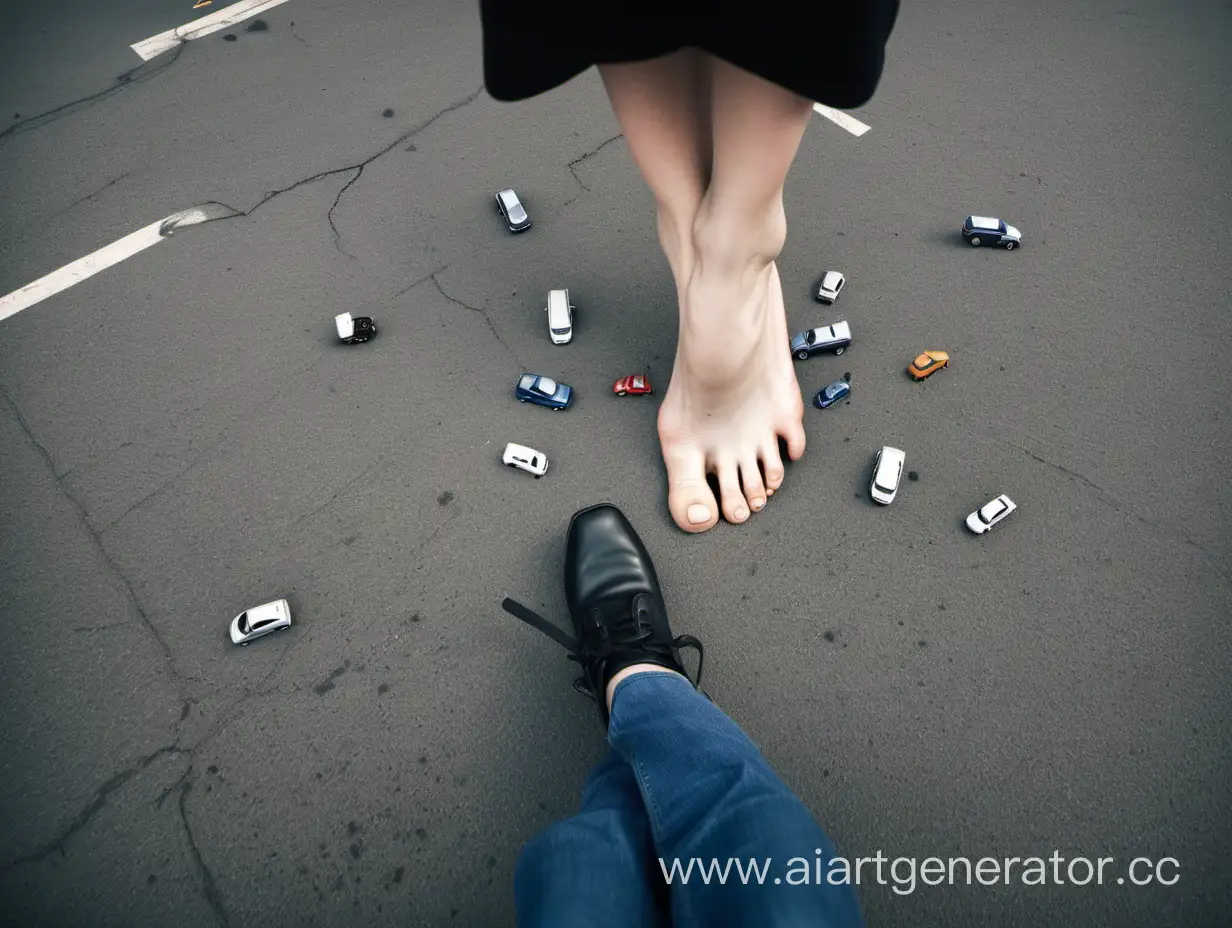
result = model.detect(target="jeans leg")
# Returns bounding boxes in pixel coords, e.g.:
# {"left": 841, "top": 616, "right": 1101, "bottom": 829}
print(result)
{"left": 608, "top": 672, "right": 863, "bottom": 928}
{"left": 515, "top": 749, "right": 669, "bottom": 928}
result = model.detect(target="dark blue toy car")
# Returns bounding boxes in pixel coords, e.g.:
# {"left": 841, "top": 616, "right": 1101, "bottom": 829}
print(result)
{"left": 516, "top": 373, "right": 572, "bottom": 410}
{"left": 813, "top": 378, "right": 851, "bottom": 409}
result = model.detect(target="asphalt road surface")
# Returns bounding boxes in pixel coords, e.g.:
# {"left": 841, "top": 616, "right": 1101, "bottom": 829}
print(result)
{"left": 2, "top": 1, "right": 1230, "bottom": 926}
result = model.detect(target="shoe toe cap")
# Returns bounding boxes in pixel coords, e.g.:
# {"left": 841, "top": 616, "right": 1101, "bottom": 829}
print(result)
{"left": 565, "top": 506, "right": 659, "bottom": 609}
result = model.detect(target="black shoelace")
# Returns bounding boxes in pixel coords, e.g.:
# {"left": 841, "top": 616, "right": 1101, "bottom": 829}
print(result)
{"left": 502, "top": 597, "right": 704, "bottom": 702}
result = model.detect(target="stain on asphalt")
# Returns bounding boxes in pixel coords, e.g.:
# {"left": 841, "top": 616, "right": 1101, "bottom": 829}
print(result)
{"left": 917, "top": 640, "right": 928, "bottom": 648}
{"left": 938, "top": 602, "right": 946, "bottom": 610}
{"left": 378, "top": 683, "right": 389, "bottom": 694}
{"left": 823, "top": 630, "right": 836, "bottom": 642}
{"left": 410, "top": 613, "right": 421, "bottom": 623}
{"left": 342, "top": 533, "right": 359, "bottom": 546}
{"left": 223, "top": 34, "right": 237, "bottom": 41}
{"left": 350, "top": 842, "right": 362, "bottom": 859}
{"left": 207, "top": 765, "right": 219, "bottom": 775}
{"left": 393, "top": 865, "right": 405, "bottom": 883}
{"left": 908, "top": 470, "right": 919, "bottom": 481}
{"left": 487, "top": 856, "right": 497, "bottom": 869}
{"left": 438, "top": 490, "right": 455, "bottom": 505}
{"left": 348, "top": 820, "right": 361, "bottom": 836}
{"left": 246, "top": 19, "right": 269, "bottom": 32}
{"left": 313, "top": 664, "right": 348, "bottom": 694}
{"left": 382, "top": 108, "right": 394, "bottom": 118}
{"left": 415, "top": 828, "right": 427, "bottom": 840}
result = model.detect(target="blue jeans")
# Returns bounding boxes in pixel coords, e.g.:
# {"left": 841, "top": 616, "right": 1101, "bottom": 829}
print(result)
{"left": 515, "top": 672, "right": 863, "bottom": 927}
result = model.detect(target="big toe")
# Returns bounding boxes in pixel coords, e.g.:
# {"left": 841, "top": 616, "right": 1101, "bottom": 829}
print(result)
{"left": 664, "top": 446, "right": 719, "bottom": 533}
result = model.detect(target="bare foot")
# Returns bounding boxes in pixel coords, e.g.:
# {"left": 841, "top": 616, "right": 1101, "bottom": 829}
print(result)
{"left": 659, "top": 257, "right": 806, "bottom": 532}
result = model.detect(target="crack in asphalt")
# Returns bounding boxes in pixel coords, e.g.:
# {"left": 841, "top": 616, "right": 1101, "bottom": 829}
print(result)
{"left": 565, "top": 132, "right": 624, "bottom": 197}
{"left": 196, "top": 84, "right": 485, "bottom": 258}
{"left": 326, "top": 166, "right": 364, "bottom": 257}
{"left": 178, "top": 779, "right": 231, "bottom": 928}
{"left": 430, "top": 272, "right": 521, "bottom": 366}
{"left": 1010, "top": 442, "right": 1231, "bottom": 587}
{"left": 1, "top": 745, "right": 183, "bottom": 870}
{"left": 61, "top": 169, "right": 137, "bottom": 217}
{"left": 285, "top": 462, "right": 378, "bottom": 535}
{"left": 0, "top": 45, "right": 186, "bottom": 145}
{"left": 0, "top": 389, "right": 189, "bottom": 718}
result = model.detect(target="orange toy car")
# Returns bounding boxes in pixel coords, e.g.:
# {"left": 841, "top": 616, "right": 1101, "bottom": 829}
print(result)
{"left": 908, "top": 351, "right": 950, "bottom": 381}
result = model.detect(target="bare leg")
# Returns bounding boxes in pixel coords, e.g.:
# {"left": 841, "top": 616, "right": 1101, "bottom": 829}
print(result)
{"left": 600, "top": 53, "right": 813, "bottom": 532}
{"left": 598, "top": 50, "right": 710, "bottom": 291}
{"left": 664, "top": 59, "right": 814, "bottom": 530}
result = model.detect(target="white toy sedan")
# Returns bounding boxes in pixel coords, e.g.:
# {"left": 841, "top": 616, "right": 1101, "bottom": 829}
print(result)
{"left": 230, "top": 599, "right": 292, "bottom": 645}
{"left": 815, "top": 271, "right": 846, "bottom": 304}
{"left": 966, "top": 495, "right": 1016, "bottom": 534}
{"left": 503, "top": 442, "right": 548, "bottom": 477}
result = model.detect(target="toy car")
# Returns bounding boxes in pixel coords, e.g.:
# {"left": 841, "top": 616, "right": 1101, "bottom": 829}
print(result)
{"left": 495, "top": 188, "right": 531, "bottom": 232}
{"left": 908, "top": 350, "right": 950, "bottom": 380}
{"left": 546, "top": 289, "right": 573, "bottom": 345}
{"left": 870, "top": 446, "right": 905, "bottom": 505}
{"left": 335, "top": 312, "right": 376, "bottom": 344}
{"left": 815, "top": 271, "right": 846, "bottom": 304}
{"left": 502, "top": 442, "right": 548, "bottom": 477}
{"left": 966, "top": 494, "right": 1017, "bottom": 533}
{"left": 613, "top": 374, "right": 652, "bottom": 396}
{"left": 813, "top": 378, "right": 850, "bottom": 408}
{"left": 230, "top": 599, "right": 291, "bottom": 645}
{"left": 962, "top": 215, "right": 1021, "bottom": 250}
{"left": 515, "top": 373, "right": 572, "bottom": 410}
{"left": 790, "top": 322, "right": 851, "bottom": 360}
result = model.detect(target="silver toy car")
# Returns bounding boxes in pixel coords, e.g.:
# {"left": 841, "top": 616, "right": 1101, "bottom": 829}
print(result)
{"left": 790, "top": 321, "right": 852, "bottom": 360}
{"left": 495, "top": 188, "right": 531, "bottom": 232}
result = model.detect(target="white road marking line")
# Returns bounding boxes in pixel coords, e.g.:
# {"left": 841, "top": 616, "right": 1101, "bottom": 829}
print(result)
{"left": 0, "top": 208, "right": 215, "bottom": 322}
{"left": 813, "top": 103, "right": 871, "bottom": 137}
{"left": 130, "top": 0, "right": 293, "bottom": 60}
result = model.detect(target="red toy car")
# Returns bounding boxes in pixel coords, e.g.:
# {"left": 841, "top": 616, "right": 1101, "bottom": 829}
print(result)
{"left": 613, "top": 374, "right": 653, "bottom": 396}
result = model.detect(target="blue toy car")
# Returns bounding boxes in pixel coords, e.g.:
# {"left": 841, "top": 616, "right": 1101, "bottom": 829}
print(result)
{"left": 813, "top": 378, "right": 851, "bottom": 409}
{"left": 516, "top": 373, "right": 572, "bottom": 410}
{"left": 962, "top": 215, "right": 1021, "bottom": 250}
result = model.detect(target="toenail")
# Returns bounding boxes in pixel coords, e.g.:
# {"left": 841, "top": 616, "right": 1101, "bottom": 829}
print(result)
{"left": 734, "top": 505, "right": 749, "bottom": 521}
{"left": 687, "top": 504, "right": 711, "bottom": 525}
{"left": 751, "top": 499, "right": 765, "bottom": 511}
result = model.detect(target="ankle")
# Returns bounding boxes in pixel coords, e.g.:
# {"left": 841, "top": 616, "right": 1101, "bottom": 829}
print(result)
{"left": 605, "top": 663, "right": 685, "bottom": 712}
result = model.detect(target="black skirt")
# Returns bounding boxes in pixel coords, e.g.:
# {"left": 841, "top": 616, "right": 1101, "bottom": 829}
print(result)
{"left": 480, "top": 1, "right": 900, "bottom": 108}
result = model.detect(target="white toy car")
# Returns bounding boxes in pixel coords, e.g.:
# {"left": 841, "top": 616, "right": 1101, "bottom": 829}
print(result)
{"left": 502, "top": 442, "right": 548, "bottom": 477}
{"left": 869, "top": 446, "right": 905, "bottom": 505}
{"left": 335, "top": 312, "right": 376, "bottom": 344}
{"left": 230, "top": 599, "right": 291, "bottom": 645}
{"left": 966, "top": 495, "right": 1017, "bottom": 534}
{"left": 546, "top": 289, "right": 573, "bottom": 345}
{"left": 815, "top": 271, "right": 846, "bottom": 304}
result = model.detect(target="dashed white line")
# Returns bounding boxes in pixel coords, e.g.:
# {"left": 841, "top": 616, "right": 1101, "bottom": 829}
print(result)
{"left": 130, "top": 0, "right": 294, "bottom": 61}
{"left": 813, "top": 103, "right": 871, "bottom": 137}
{"left": 0, "top": 208, "right": 219, "bottom": 323}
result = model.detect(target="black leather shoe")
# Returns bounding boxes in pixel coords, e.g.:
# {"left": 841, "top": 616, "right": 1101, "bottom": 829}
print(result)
{"left": 503, "top": 503, "right": 704, "bottom": 726}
